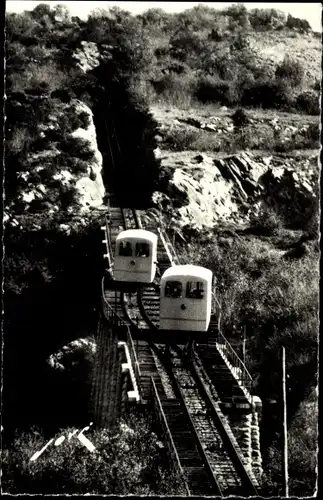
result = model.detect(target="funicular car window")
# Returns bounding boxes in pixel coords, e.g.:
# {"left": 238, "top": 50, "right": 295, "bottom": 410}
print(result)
{"left": 119, "top": 241, "right": 133, "bottom": 256}
{"left": 186, "top": 281, "right": 204, "bottom": 299}
{"left": 136, "top": 242, "right": 150, "bottom": 257}
{"left": 165, "top": 281, "right": 183, "bottom": 298}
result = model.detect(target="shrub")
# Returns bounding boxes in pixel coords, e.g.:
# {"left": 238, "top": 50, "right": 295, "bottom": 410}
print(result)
{"left": 195, "top": 76, "right": 232, "bottom": 105}
{"left": 311, "top": 79, "right": 321, "bottom": 92}
{"left": 169, "top": 31, "right": 205, "bottom": 63}
{"left": 163, "top": 129, "right": 199, "bottom": 151}
{"left": 2, "top": 413, "right": 184, "bottom": 495}
{"left": 295, "top": 91, "right": 320, "bottom": 115}
{"left": 286, "top": 14, "right": 311, "bottom": 32}
{"left": 249, "top": 8, "right": 286, "bottom": 30}
{"left": 10, "top": 62, "right": 70, "bottom": 95}
{"left": 231, "top": 108, "right": 249, "bottom": 128}
{"left": 249, "top": 206, "right": 284, "bottom": 236}
{"left": 287, "top": 397, "right": 318, "bottom": 496}
{"left": 149, "top": 72, "right": 197, "bottom": 108}
{"left": 208, "top": 28, "right": 224, "bottom": 42}
{"left": 275, "top": 57, "right": 304, "bottom": 88}
{"left": 7, "top": 127, "right": 34, "bottom": 154}
{"left": 241, "top": 79, "right": 291, "bottom": 109}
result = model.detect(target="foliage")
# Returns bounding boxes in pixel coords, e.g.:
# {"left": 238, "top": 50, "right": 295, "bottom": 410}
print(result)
{"left": 249, "top": 8, "right": 286, "bottom": 30}
{"left": 241, "top": 79, "right": 291, "bottom": 109}
{"left": 195, "top": 76, "right": 237, "bottom": 106}
{"left": 275, "top": 57, "right": 304, "bottom": 88}
{"left": 286, "top": 13, "right": 311, "bottom": 32}
{"left": 287, "top": 396, "right": 318, "bottom": 496}
{"left": 249, "top": 205, "right": 284, "bottom": 236}
{"left": 231, "top": 108, "right": 249, "bottom": 128}
{"left": 3, "top": 214, "right": 106, "bottom": 434}
{"left": 2, "top": 412, "right": 184, "bottom": 495}
{"left": 6, "top": 4, "right": 319, "bottom": 117}
{"left": 295, "top": 90, "right": 320, "bottom": 115}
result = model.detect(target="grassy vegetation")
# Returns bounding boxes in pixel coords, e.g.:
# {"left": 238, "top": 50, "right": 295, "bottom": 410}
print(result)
{"left": 161, "top": 119, "right": 320, "bottom": 155}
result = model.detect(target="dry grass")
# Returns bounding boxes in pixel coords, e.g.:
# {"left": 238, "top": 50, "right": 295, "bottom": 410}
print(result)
{"left": 151, "top": 102, "right": 321, "bottom": 155}
{"left": 10, "top": 62, "right": 70, "bottom": 94}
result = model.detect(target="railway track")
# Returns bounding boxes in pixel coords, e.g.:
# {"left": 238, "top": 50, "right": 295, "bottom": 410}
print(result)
{"left": 168, "top": 344, "right": 259, "bottom": 496}
{"left": 149, "top": 344, "right": 221, "bottom": 496}
{"left": 98, "top": 202, "right": 259, "bottom": 495}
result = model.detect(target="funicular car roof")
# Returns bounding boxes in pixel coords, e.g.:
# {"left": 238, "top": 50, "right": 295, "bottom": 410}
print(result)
{"left": 116, "top": 229, "right": 158, "bottom": 243}
{"left": 161, "top": 265, "right": 212, "bottom": 282}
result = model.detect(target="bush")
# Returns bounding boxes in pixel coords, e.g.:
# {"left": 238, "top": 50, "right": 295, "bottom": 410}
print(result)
{"left": 231, "top": 108, "right": 249, "bottom": 128}
{"left": 249, "top": 206, "right": 284, "bottom": 236}
{"left": 195, "top": 76, "right": 236, "bottom": 105}
{"left": 286, "top": 14, "right": 311, "bottom": 32}
{"left": 163, "top": 129, "right": 199, "bottom": 151}
{"left": 2, "top": 413, "right": 185, "bottom": 495}
{"left": 295, "top": 91, "right": 320, "bottom": 115}
{"left": 275, "top": 57, "right": 304, "bottom": 88}
{"left": 241, "top": 79, "right": 291, "bottom": 109}
{"left": 287, "top": 397, "right": 318, "bottom": 496}
{"left": 249, "top": 8, "right": 286, "bottom": 30}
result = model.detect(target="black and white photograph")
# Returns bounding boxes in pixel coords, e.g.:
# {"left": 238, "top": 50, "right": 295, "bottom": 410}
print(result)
{"left": 2, "top": 1, "right": 321, "bottom": 496}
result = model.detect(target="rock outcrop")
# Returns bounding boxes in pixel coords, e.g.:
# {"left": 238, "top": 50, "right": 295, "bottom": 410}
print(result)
{"left": 46, "top": 337, "right": 96, "bottom": 372}
{"left": 6, "top": 97, "right": 106, "bottom": 217}
{"left": 152, "top": 150, "right": 318, "bottom": 230}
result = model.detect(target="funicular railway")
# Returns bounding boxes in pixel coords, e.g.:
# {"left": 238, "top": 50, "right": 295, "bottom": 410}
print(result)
{"left": 92, "top": 196, "right": 262, "bottom": 496}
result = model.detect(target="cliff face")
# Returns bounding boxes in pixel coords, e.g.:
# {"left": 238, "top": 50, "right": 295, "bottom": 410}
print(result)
{"left": 71, "top": 101, "right": 105, "bottom": 211}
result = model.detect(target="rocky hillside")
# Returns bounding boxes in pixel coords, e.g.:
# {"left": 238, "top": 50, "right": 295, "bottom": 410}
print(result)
{"left": 246, "top": 30, "right": 321, "bottom": 84}
{"left": 4, "top": 4, "right": 319, "bottom": 496}
{"left": 148, "top": 104, "right": 319, "bottom": 232}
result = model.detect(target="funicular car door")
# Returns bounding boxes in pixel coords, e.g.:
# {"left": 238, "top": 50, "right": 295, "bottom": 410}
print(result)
{"left": 133, "top": 239, "right": 151, "bottom": 278}
{"left": 180, "top": 278, "right": 206, "bottom": 324}
{"left": 114, "top": 238, "right": 135, "bottom": 280}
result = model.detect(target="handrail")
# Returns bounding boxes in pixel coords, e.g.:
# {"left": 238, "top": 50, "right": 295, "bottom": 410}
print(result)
{"left": 126, "top": 327, "right": 141, "bottom": 379}
{"left": 157, "top": 227, "right": 179, "bottom": 266}
{"left": 132, "top": 209, "right": 142, "bottom": 229}
{"left": 151, "top": 378, "right": 190, "bottom": 496}
{"left": 101, "top": 277, "right": 124, "bottom": 327}
{"left": 106, "top": 198, "right": 114, "bottom": 262}
{"left": 215, "top": 330, "right": 254, "bottom": 395}
{"left": 101, "top": 275, "right": 143, "bottom": 394}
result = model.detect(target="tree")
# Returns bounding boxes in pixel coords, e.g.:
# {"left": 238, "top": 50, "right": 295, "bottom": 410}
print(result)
{"left": 30, "top": 3, "right": 52, "bottom": 20}
{"left": 286, "top": 14, "right": 311, "bottom": 32}
{"left": 223, "top": 3, "right": 250, "bottom": 29}
{"left": 138, "top": 8, "right": 171, "bottom": 31}
{"left": 249, "top": 8, "right": 286, "bottom": 30}
{"left": 52, "top": 4, "right": 71, "bottom": 23}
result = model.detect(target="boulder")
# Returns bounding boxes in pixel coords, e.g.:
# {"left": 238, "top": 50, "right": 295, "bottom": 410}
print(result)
{"left": 46, "top": 337, "right": 96, "bottom": 373}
